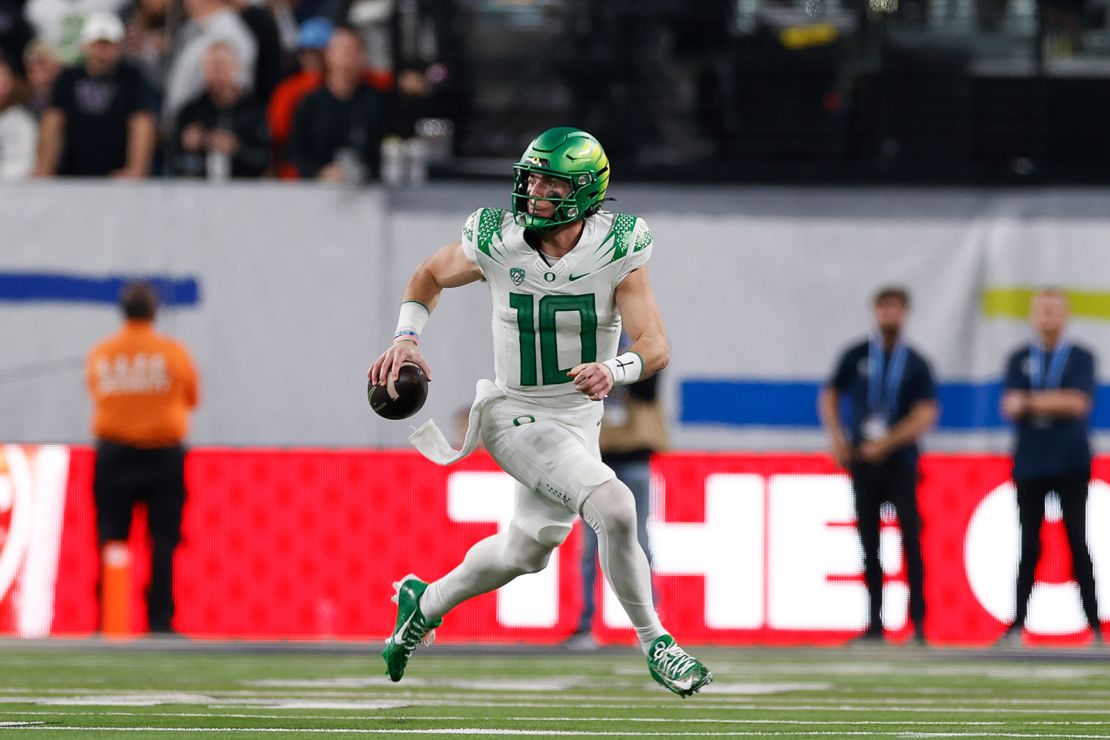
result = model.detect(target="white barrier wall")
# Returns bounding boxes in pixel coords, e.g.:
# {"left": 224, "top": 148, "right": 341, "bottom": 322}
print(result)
{"left": 1, "top": 181, "right": 1109, "bottom": 449}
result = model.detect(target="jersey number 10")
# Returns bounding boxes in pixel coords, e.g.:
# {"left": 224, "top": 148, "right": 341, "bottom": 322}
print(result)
{"left": 509, "top": 292, "right": 597, "bottom": 386}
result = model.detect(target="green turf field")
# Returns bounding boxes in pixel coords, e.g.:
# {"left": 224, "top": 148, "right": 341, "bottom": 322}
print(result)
{"left": 1, "top": 641, "right": 1109, "bottom": 738}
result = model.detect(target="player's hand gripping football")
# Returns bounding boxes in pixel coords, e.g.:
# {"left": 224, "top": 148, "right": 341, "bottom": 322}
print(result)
{"left": 369, "top": 340, "right": 432, "bottom": 386}
{"left": 568, "top": 362, "right": 613, "bottom": 401}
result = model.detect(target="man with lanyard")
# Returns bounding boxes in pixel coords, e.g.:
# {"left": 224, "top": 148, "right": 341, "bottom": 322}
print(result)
{"left": 999, "top": 288, "right": 1102, "bottom": 645}
{"left": 819, "top": 287, "right": 938, "bottom": 644}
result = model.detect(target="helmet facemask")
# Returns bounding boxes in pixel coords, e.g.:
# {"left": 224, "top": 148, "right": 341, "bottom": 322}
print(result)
{"left": 510, "top": 127, "right": 610, "bottom": 232}
{"left": 512, "top": 165, "right": 602, "bottom": 231}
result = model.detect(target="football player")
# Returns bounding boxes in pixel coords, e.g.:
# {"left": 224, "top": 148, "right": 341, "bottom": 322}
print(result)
{"left": 368, "top": 127, "right": 712, "bottom": 697}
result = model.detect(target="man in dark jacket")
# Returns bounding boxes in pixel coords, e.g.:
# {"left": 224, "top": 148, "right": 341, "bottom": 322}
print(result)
{"left": 998, "top": 288, "right": 1103, "bottom": 646}
{"left": 174, "top": 41, "right": 269, "bottom": 178}
{"left": 819, "top": 287, "right": 939, "bottom": 645}
{"left": 289, "top": 25, "right": 383, "bottom": 182}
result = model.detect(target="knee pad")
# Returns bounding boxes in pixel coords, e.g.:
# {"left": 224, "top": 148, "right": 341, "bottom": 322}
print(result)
{"left": 581, "top": 478, "right": 637, "bottom": 540}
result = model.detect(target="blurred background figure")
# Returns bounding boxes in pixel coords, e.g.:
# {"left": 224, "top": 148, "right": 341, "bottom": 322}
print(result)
{"left": 34, "top": 11, "right": 157, "bottom": 178}
{"left": 0, "top": 0, "right": 32, "bottom": 77}
{"left": 267, "top": 15, "right": 331, "bottom": 179}
{"left": 120, "top": 0, "right": 169, "bottom": 101}
{"left": 0, "top": 52, "right": 36, "bottom": 179}
{"left": 228, "top": 0, "right": 283, "bottom": 107}
{"left": 22, "top": 39, "right": 62, "bottom": 118}
{"left": 819, "top": 287, "right": 938, "bottom": 645}
{"left": 288, "top": 25, "right": 383, "bottom": 182}
{"left": 173, "top": 40, "right": 269, "bottom": 179}
{"left": 566, "top": 348, "right": 668, "bottom": 651}
{"left": 164, "top": 0, "right": 256, "bottom": 122}
{"left": 23, "top": 0, "right": 128, "bottom": 65}
{"left": 999, "top": 289, "right": 1102, "bottom": 646}
{"left": 86, "top": 282, "right": 200, "bottom": 635}
{"left": 385, "top": 0, "right": 470, "bottom": 158}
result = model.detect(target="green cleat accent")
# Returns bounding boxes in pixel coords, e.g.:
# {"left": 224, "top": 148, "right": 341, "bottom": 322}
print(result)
{"left": 646, "top": 635, "right": 712, "bottom": 698}
{"left": 381, "top": 574, "right": 442, "bottom": 682}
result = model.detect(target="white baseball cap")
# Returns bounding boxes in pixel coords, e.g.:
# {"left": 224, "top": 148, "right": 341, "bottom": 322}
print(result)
{"left": 80, "top": 12, "right": 125, "bottom": 45}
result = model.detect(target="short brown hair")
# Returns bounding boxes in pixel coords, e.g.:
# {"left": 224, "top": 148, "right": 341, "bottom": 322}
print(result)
{"left": 873, "top": 286, "right": 910, "bottom": 308}
{"left": 120, "top": 282, "right": 159, "bottom": 320}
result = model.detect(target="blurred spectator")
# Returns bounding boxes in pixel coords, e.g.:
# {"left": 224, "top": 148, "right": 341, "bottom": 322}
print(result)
{"left": 0, "top": 53, "right": 36, "bottom": 179}
{"left": 0, "top": 0, "right": 33, "bottom": 76}
{"left": 566, "top": 357, "right": 666, "bottom": 651}
{"left": 35, "top": 12, "right": 157, "bottom": 178}
{"left": 347, "top": 0, "right": 392, "bottom": 72}
{"left": 268, "top": 17, "right": 390, "bottom": 180}
{"left": 24, "top": 0, "right": 129, "bottom": 64}
{"left": 23, "top": 39, "right": 63, "bottom": 117}
{"left": 164, "top": 0, "right": 257, "bottom": 122}
{"left": 86, "top": 282, "right": 200, "bottom": 635}
{"left": 229, "top": 0, "right": 284, "bottom": 106}
{"left": 288, "top": 26, "right": 383, "bottom": 182}
{"left": 174, "top": 41, "right": 269, "bottom": 178}
{"left": 121, "top": 0, "right": 169, "bottom": 97}
{"left": 266, "top": 16, "right": 330, "bottom": 179}
{"left": 387, "top": 0, "right": 470, "bottom": 149}
{"left": 998, "top": 289, "right": 1102, "bottom": 646}
{"left": 818, "top": 287, "right": 938, "bottom": 645}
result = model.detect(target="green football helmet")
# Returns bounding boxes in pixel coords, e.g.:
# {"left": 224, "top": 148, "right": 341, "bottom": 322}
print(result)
{"left": 511, "top": 127, "right": 610, "bottom": 231}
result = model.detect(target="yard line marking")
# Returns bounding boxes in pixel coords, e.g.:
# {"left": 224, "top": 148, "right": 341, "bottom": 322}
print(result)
{"left": 8, "top": 695, "right": 1110, "bottom": 714}
{"left": 8, "top": 728, "right": 1110, "bottom": 738}
{"left": 10, "top": 712, "right": 1110, "bottom": 728}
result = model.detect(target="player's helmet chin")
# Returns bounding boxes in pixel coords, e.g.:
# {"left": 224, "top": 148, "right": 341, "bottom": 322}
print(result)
{"left": 511, "top": 127, "right": 610, "bottom": 232}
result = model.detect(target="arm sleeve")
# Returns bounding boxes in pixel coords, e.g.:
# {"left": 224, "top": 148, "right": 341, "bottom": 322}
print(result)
{"left": 458, "top": 208, "right": 484, "bottom": 271}
{"left": 46, "top": 68, "right": 72, "bottom": 111}
{"left": 1003, "top": 351, "right": 1025, "bottom": 391}
{"left": 906, "top": 356, "right": 937, "bottom": 404}
{"left": 616, "top": 217, "right": 653, "bottom": 283}
{"left": 1068, "top": 349, "right": 1096, "bottom": 398}
{"left": 830, "top": 349, "right": 854, "bottom": 392}
{"left": 178, "top": 344, "right": 200, "bottom": 410}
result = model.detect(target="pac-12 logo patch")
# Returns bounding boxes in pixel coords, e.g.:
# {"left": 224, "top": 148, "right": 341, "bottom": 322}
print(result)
{"left": 510, "top": 268, "right": 525, "bottom": 286}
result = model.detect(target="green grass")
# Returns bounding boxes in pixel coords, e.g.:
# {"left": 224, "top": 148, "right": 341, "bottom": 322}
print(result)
{"left": 1, "top": 641, "right": 1110, "bottom": 738}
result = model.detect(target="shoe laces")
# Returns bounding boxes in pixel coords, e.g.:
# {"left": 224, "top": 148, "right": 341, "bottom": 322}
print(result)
{"left": 653, "top": 641, "right": 698, "bottom": 679}
{"left": 399, "top": 618, "right": 436, "bottom": 651}
{"left": 389, "top": 587, "right": 438, "bottom": 652}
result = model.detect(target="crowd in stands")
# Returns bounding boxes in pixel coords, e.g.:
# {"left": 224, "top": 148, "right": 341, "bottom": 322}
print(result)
{"left": 0, "top": 0, "right": 466, "bottom": 181}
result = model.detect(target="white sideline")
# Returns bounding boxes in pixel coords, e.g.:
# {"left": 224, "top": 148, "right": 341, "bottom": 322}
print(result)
{"left": 6, "top": 728, "right": 1110, "bottom": 738}
{"left": 6, "top": 711, "right": 1110, "bottom": 727}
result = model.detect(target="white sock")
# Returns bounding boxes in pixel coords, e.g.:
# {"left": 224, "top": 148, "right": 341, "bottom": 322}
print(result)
{"left": 420, "top": 523, "right": 553, "bottom": 623}
{"left": 580, "top": 479, "right": 666, "bottom": 654}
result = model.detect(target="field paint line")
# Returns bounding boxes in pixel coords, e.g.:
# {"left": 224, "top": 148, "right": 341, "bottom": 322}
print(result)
{"left": 6, "top": 686, "right": 1110, "bottom": 705}
{"left": 6, "top": 711, "right": 1110, "bottom": 727}
{"left": 0, "top": 712, "right": 1033, "bottom": 727}
{"left": 13, "top": 712, "right": 1110, "bottom": 729}
{"left": 11, "top": 696, "right": 1110, "bottom": 715}
{"left": 8, "top": 729, "right": 1110, "bottom": 738}
{"left": 0, "top": 727, "right": 893, "bottom": 736}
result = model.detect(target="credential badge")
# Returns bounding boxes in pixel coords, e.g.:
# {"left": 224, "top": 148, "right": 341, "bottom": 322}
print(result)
{"left": 510, "top": 267, "right": 525, "bottom": 286}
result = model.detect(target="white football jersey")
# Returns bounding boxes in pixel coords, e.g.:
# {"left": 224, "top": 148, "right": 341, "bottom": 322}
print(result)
{"left": 460, "top": 208, "right": 653, "bottom": 399}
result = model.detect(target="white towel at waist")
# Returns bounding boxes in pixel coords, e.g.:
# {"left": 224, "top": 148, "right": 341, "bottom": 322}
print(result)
{"left": 409, "top": 379, "right": 503, "bottom": 465}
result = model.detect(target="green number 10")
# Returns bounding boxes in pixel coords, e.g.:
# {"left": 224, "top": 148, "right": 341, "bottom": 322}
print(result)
{"left": 509, "top": 292, "right": 597, "bottom": 385}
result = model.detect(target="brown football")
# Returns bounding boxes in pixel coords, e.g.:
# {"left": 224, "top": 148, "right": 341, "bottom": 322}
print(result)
{"left": 368, "top": 363, "right": 429, "bottom": 420}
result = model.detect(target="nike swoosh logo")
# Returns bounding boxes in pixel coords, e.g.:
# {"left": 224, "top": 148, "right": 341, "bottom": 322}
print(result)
{"left": 568, "top": 273, "right": 591, "bottom": 281}
{"left": 392, "top": 609, "right": 416, "bottom": 643}
{"left": 671, "top": 675, "right": 695, "bottom": 691}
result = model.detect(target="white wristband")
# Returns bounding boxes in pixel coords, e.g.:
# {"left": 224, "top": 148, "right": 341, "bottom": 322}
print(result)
{"left": 602, "top": 352, "right": 644, "bottom": 386}
{"left": 394, "top": 301, "right": 430, "bottom": 343}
